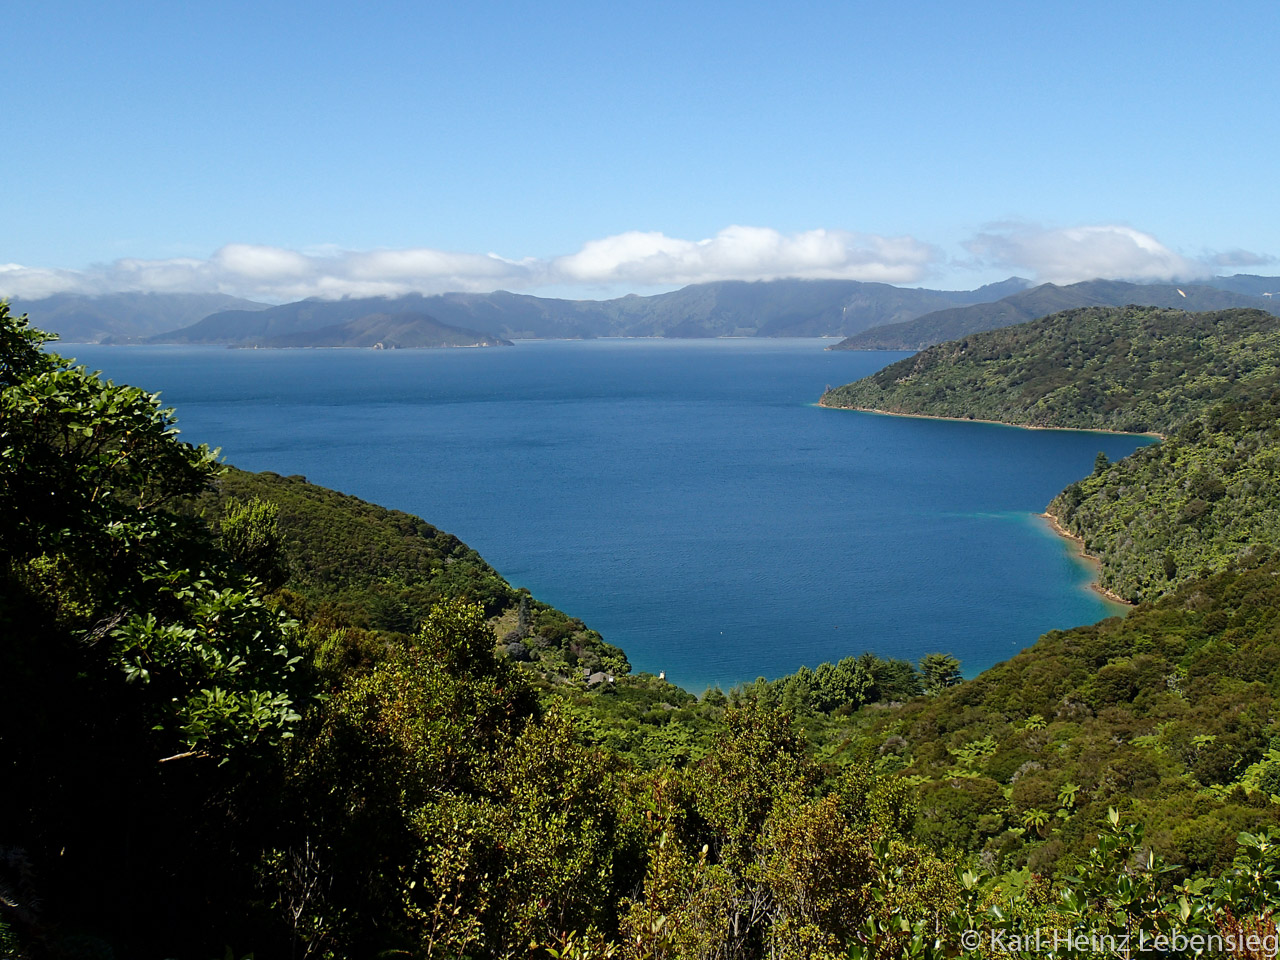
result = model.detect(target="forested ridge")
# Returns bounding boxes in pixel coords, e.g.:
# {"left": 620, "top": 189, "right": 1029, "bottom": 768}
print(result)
{"left": 4, "top": 301, "right": 1280, "bottom": 959}
{"left": 821, "top": 306, "right": 1280, "bottom": 434}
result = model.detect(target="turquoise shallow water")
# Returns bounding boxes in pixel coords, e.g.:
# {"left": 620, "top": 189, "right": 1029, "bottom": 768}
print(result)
{"left": 68, "top": 338, "right": 1154, "bottom": 691}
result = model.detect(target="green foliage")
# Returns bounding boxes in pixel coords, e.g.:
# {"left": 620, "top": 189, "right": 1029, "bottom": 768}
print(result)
{"left": 275, "top": 600, "right": 539, "bottom": 954}
{"left": 0, "top": 304, "right": 306, "bottom": 955}
{"left": 845, "top": 813, "right": 1280, "bottom": 960}
{"left": 204, "top": 469, "right": 518, "bottom": 627}
{"left": 1050, "top": 387, "right": 1280, "bottom": 601}
{"left": 919, "top": 653, "right": 962, "bottom": 696}
{"left": 823, "top": 305, "right": 1280, "bottom": 434}
{"left": 1, "top": 306, "right": 218, "bottom": 596}
{"left": 550, "top": 672, "right": 711, "bottom": 769}
{"left": 108, "top": 575, "right": 302, "bottom": 758}
{"left": 622, "top": 706, "right": 887, "bottom": 960}
{"left": 397, "top": 712, "right": 639, "bottom": 958}
{"left": 734, "top": 653, "right": 925, "bottom": 717}
{"left": 220, "top": 495, "right": 287, "bottom": 589}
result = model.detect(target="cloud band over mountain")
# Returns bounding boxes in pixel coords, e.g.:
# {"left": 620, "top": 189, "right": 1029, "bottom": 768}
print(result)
{"left": 1, "top": 224, "right": 1270, "bottom": 302}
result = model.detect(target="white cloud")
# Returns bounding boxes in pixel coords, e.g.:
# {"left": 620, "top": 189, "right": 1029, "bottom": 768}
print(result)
{"left": 0, "top": 227, "right": 939, "bottom": 302}
{"left": 213, "top": 244, "right": 313, "bottom": 280}
{"left": 0, "top": 264, "right": 98, "bottom": 300}
{"left": 965, "top": 224, "right": 1211, "bottom": 285}
{"left": 1209, "top": 248, "right": 1277, "bottom": 269}
{"left": 111, "top": 256, "right": 216, "bottom": 293}
{"left": 3, "top": 225, "right": 1269, "bottom": 302}
{"left": 553, "top": 226, "right": 937, "bottom": 286}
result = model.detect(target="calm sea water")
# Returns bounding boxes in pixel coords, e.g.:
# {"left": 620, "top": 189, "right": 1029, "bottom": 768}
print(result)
{"left": 68, "top": 339, "right": 1154, "bottom": 691}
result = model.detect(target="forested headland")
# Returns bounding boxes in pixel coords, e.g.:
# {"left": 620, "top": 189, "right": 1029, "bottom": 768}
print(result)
{"left": 4, "top": 301, "right": 1280, "bottom": 958}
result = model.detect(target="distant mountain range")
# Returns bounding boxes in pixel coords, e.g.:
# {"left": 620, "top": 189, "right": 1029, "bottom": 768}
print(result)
{"left": 830, "top": 278, "right": 1280, "bottom": 350}
{"left": 1203, "top": 274, "right": 1280, "bottom": 297}
{"left": 6, "top": 275, "right": 1278, "bottom": 347}
{"left": 6, "top": 293, "right": 271, "bottom": 343}
{"left": 149, "top": 278, "right": 1034, "bottom": 345}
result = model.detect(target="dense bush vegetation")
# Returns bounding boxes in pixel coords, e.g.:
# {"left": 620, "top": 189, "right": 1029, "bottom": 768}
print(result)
{"left": 1051, "top": 388, "right": 1280, "bottom": 600}
{"left": 207, "top": 469, "right": 519, "bottom": 624}
{"left": 822, "top": 305, "right": 1280, "bottom": 434}
{"left": 842, "top": 552, "right": 1280, "bottom": 875}
{"left": 0, "top": 304, "right": 305, "bottom": 953}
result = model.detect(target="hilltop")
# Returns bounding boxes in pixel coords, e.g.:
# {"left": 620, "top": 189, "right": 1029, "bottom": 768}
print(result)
{"left": 258, "top": 311, "right": 511, "bottom": 348}
{"left": 141, "top": 296, "right": 513, "bottom": 348}
{"left": 11, "top": 278, "right": 1032, "bottom": 344}
{"left": 830, "top": 279, "right": 1280, "bottom": 351}
{"left": 13, "top": 275, "right": 1278, "bottom": 347}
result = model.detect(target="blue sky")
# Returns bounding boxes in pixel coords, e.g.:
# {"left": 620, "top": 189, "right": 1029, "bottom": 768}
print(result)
{"left": 4, "top": 0, "right": 1277, "bottom": 301}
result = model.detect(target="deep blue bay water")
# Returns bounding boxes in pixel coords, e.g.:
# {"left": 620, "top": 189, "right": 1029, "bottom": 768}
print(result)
{"left": 68, "top": 339, "right": 1155, "bottom": 692}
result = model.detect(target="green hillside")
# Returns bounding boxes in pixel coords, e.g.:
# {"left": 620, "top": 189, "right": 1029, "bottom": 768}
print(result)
{"left": 821, "top": 305, "right": 1280, "bottom": 433}
{"left": 1050, "top": 388, "right": 1280, "bottom": 601}
{"left": 200, "top": 467, "right": 629, "bottom": 676}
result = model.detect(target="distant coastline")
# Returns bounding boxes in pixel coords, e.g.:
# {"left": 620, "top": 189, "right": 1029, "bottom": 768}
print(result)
{"left": 815, "top": 400, "right": 1166, "bottom": 439}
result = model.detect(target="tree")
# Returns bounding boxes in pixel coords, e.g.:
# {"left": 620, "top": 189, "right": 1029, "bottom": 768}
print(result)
{"left": 0, "top": 303, "right": 302, "bottom": 762}
{"left": 918, "top": 652, "right": 961, "bottom": 695}
{"left": 0, "top": 304, "right": 305, "bottom": 952}
{"left": 220, "top": 494, "right": 288, "bottom": 589}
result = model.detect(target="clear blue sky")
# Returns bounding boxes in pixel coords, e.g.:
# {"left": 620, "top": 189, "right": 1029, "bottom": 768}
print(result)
{"left": 4, "top": 0, "right": 1277, "bottom": 300}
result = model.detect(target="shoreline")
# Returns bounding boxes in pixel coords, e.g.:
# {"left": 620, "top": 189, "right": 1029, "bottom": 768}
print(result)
{"left": 815, "top": 398, "right": 1145, "bottom": 609}
{"left": 816, "top": 400, "right": 1165, "bottom": 439}
{"left": 1037, "top": 511, "right": 1133, "bottom": 607}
